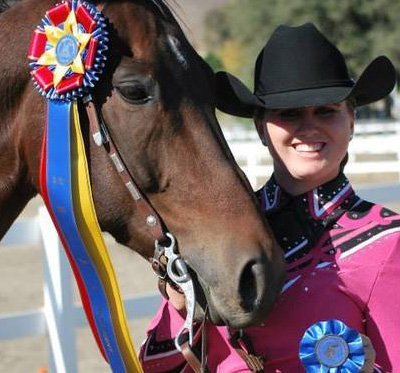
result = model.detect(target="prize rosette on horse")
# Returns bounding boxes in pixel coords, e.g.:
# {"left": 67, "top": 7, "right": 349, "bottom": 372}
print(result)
{"left": 299, "top": 319, "right": 365, "bottom": 372}
{"left": 28, "top": 0, "right": 107, "bottom": 101}
{"left": 27, "top": 2, "right": 143, "bottom": 372}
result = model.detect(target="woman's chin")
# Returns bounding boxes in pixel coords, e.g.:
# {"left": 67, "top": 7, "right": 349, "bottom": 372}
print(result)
{"left": 289, "top": 167, "right": 338, "bottom": 187}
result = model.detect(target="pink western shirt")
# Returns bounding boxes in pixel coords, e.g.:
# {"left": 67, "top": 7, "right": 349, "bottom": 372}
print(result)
{"left": 140, "top": 173, "right": 400, "bottom": 372}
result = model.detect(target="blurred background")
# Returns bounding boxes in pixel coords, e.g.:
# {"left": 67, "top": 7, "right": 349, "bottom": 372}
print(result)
{"left": 0, "top": 0, "right": 399, "bottom": 372}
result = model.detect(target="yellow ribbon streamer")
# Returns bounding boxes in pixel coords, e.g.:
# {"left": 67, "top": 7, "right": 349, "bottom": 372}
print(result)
{"left": 70, "top": 101, "right": 144, "bottom": 373}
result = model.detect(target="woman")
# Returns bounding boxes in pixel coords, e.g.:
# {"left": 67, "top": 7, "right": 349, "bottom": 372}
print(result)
{"left": 140, "top": 23, "right": 400, "bottom": 372}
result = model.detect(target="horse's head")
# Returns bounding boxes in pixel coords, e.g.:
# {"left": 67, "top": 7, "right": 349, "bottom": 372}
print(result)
{"left": 88, "top": 0, "right": 284, "bottom": 327}
{"left": 5, "top": 0, "right": 284, "bottom": 328}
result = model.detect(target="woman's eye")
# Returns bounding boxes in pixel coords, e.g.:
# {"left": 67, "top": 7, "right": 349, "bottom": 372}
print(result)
{"left": 277, "top": 109, "right": 301, "bottom": 120}
{"left": 316, "top": 107, "right": 337, "bottom": 117}
{"left": 117, "top": 84, "right": 153, "bottom": 104}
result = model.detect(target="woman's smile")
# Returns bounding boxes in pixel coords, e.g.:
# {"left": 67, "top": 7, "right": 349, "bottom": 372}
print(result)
{"left": 291, "top": 141, "right": 326, "bottom": 154}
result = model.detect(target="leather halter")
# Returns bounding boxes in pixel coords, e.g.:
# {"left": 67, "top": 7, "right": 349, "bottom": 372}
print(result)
{"left": 83, "top": 95, "right": 180, "bottom": 292}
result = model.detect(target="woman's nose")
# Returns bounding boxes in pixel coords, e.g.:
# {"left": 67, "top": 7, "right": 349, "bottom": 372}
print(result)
{"left": 298, "top": 113, "right": 320, "bottom": 133}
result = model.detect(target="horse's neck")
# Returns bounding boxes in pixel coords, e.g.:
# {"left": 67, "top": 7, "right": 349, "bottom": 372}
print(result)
{"left": 0, "top": 129, "right": 37, "bottom": 239}
{"left": 0, "top": 183, "right": 36, "bottom": 241}
{"left": 0, "top": 0, "right": 45, "bottom": 239}
{"left": 0, "top": 90, "right": 38, "bottom": 238}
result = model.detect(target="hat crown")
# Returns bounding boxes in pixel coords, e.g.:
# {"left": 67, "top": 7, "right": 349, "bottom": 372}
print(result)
{"left": 254, "top": 23, "right": 353, "bottom": 96}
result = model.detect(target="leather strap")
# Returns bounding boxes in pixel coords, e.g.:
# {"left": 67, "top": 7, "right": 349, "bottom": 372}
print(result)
{"left": 180, "top": 318, "right": 209, "bottom": 373}
{"left": 200, "top": 316, "right": 208, "bottom": 372}
{"left": 83, "top": 96, "right": 167, "bottom": 243}
{"left": 181, "top": 325, "right": 264, "bottom": 373}
{"left": 181, "top": 342, "right": 203, "bottom": 373}
{"left": 234, "top": 349, "right": 265, "bottom": 373}
{"left": 229, "top": 329, "right": 265, "bottom": 373}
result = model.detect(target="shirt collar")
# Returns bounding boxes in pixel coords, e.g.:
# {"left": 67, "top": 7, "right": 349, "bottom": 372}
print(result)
{"left": 257, "top": 173, "right": 358, "bottom": 262}
{"left": 259, "top": 172, "right": 355, "bottom": 220}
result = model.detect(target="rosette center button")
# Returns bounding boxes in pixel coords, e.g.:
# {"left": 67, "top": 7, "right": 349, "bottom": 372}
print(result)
{"left": 315, "top": 335, "right": 349, "bottom": 367}
{"left": 56, "top": 35, "right": 79, "bottom": 66}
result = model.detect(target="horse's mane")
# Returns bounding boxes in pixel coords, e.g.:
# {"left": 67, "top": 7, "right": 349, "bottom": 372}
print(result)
{"left": 0, "top": 0, "right": 10, "bottom": 13}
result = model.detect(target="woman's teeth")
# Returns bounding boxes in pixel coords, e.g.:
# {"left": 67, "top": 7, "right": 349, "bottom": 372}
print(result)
{"left": 293, "top": 143, "right": 324, "bottom": 152}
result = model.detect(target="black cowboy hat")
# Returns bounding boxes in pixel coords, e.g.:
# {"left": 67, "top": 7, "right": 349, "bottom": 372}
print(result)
{"left": 216, "top": 22, "right": 397, "bottom": 118}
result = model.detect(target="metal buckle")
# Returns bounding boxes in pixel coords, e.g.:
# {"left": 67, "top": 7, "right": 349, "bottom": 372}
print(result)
{"left": 155, "top": 232, "right": 196, "bottom": 350}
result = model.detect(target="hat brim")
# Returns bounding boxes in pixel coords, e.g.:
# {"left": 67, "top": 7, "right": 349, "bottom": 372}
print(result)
{"left": 216, "top": 56, "right": 396, "bottom": 118}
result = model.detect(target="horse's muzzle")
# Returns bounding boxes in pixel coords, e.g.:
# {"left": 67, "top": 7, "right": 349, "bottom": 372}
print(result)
{"left": 193, "top": 255, "right": 285, "bottom": 328}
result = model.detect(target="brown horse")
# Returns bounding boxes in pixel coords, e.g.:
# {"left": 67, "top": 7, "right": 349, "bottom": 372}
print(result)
{"left": 0, "top": 0, "right": 284, "bottom": 329}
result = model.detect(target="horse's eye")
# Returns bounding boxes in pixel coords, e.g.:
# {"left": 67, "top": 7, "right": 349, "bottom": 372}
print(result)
{"left": 116, "top": 83, "right": 153, "bottom": 104}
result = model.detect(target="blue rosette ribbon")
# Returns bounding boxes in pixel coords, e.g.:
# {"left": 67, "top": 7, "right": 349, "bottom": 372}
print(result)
{"left": 27, "top": 0, "right": 108, "bottom": 102}
{"left": 299, "top": 319, "right": 365, "bottom": 372}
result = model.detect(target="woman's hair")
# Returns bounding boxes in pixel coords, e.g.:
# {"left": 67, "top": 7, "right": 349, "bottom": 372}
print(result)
{"left": 340, "top": 152, "right": 349, "bottom": 171}
{"left": 346, "top": 98, "right": 357, "bottom": 111}
{"left": 254, "top": 107, "right": 267, "bottom": 122}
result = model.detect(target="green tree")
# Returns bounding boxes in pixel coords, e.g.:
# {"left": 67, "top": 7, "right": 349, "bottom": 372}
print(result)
{"left": 204, "top": 0, "right": 400, "bottom": 87}
{"left": 204, "top": 52, "right": 224, "bottom": 72}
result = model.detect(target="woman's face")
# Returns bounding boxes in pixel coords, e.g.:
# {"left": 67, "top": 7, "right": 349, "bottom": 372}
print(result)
{"left": 255, "top": 102, "right": 354, "bottom": 195}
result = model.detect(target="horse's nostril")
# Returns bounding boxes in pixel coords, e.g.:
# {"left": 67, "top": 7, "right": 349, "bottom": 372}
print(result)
{"left": 238, "top": 260, "right": 265, "bottom": 312}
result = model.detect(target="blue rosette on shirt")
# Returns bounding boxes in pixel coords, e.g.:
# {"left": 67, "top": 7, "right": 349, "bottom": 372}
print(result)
{"left": 299, "top": 319, "right": 365, "bottom": 372}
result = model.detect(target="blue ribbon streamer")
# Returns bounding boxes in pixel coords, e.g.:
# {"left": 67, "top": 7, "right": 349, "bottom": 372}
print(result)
{"left": 299, "top": 319, "right": 365, "bottom": 372}
{"left": 46, "top": 101, "right": 126, "bottom": 372}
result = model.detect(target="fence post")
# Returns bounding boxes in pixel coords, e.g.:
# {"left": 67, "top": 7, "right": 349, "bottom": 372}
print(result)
{"left": 39, "top": 207, "right": 77, "bottom": 373}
